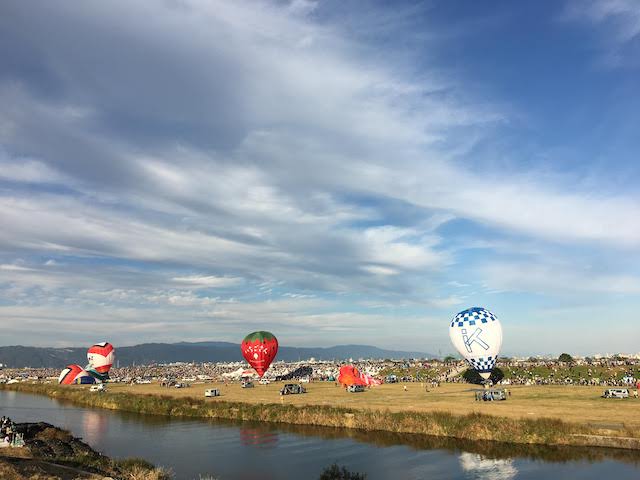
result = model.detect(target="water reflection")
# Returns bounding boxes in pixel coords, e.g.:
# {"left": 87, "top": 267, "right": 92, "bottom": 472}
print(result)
{"left": 38, "top": 395, "right": 640, "bottom": 467}
{"left": 459, "top": 452, "right": 517, "bottom": 480}
{"left": 239, "top": 428, "right": 279, "bottom": 449}
{"left": 219, "top": 419, "right": 640, "bottom": 468}
{"left": 4, "top": 390, "right": 640, "bottom": 480}
{"left": 80, "top": 410, "right": 108, "bottom": 446}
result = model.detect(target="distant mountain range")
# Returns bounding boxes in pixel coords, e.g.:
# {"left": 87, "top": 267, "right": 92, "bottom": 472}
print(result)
{"left": 0, "top": 342, "right": 431, "bottom": 368}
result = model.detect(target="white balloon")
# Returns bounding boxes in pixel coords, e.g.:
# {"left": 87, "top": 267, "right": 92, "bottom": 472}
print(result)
{"left": 449, "top": 307, "right": 502, "bottom": 380}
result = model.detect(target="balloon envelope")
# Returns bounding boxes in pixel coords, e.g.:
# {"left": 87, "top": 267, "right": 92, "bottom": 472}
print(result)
{"left": 87, "top": 342, "right": 115, "bottom": 375}
{"left": 449, "top": 307, "right": 502, "bottom": 380}
{"left": 338, "top": 365, "right": 366, "bottom": 386}
{"left": 58, "top": 364, "right": 86, "bottom": 385}
{"left": 241, "top": 331, "right": 278, "bottom": 378}
{"left": 74, "top": 372, "right": 97, "bottom": 384}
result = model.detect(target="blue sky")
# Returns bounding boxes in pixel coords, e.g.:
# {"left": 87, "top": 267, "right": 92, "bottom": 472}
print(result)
{"left": 0, "top": 0, "right": 639, "bottom": 354}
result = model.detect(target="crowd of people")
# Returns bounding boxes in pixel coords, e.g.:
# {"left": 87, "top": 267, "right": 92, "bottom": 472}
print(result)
{"left": 0, "top": 416, "right": 18, "bottom": 446}
{"left": 1, "top": 356, "right": 639, "bottom": 388}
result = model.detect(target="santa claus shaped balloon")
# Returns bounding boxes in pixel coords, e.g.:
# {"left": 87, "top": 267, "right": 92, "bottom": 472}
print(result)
{"left": 86, "top": 342, "right": 116, "bottom": 376}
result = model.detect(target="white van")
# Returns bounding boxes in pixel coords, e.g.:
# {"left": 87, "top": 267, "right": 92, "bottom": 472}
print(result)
{"left": 602, "top": 388, "right": 629, "bottom": 399}
{"left": 204, "top": 388, "right": 220, "bottom": 398}
{"left": 90, "top": 384, "right": 106, "bottom": 393}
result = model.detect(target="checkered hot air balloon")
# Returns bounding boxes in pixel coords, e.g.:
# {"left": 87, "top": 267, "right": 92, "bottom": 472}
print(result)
{"left": 241, "top": 331, "right": 278, "bottom": 378}
{"left": 86, "top": 342, "right": 115, "bottom": 375}
{"left": 449, "top": 307, "right": 503, "bottom": 380}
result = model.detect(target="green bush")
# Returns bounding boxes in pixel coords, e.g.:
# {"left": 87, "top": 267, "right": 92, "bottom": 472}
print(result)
{"left": 319, "top": 464, "right": 367, "bottom": 480}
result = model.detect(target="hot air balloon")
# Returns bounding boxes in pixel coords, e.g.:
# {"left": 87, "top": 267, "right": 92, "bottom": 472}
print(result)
{"left": 86, "top": 342, "right": 115, "bottom": 376}
{"left": 449, "top": 307, "right": 502, "bottom": 380}
{"left": 58, "top": 364, "right": 86, "bottom": 385}
{"left": 241, "top": 331, "right": 278, "bottom": 378}
{"left": 338, "top": 365, "right": 366, "bottom": 387}
{"left": 74, "top": 371, "right": 96, "bottom": 384}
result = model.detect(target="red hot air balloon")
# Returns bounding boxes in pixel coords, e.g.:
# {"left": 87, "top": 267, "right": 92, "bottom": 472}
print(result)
{"left": 338, "top": 365, "right": 367, "bottom": 387}
{"left": 241, "top": 331, "right": 278, "bottom": 378}
{"left": 58, "top": 364, "right": 85, "bottom": 385}
{"left": 87, "top": 342, "right": 115, "bottom": 375}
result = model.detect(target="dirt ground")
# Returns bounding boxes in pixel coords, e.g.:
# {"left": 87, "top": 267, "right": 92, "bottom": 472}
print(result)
{"left": 106, "top": 382, "right": 640, "bottom": 430}
{"left": 0, "top": 451, "right": 101, "bottom": 480}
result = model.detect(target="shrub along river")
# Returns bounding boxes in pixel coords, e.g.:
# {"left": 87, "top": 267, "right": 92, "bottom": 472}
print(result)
{"left": 1, "top": 390, "right": 639, "bottom": 479}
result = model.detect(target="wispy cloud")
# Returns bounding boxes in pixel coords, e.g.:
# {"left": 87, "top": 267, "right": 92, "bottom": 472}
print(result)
{"left": 0, "top": 1, "right": 638, "bottom": 351}
{"left": 563, "top": 0, "right": 640, "bottom": 66}
{"left": 172, "top": 276, "right": 243, "bottom": 288}
{"left": 484, "top": 261, "right": 640, "bottom": 295}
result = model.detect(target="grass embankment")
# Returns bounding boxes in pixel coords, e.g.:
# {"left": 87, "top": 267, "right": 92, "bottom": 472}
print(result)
{"left": 113, "top": 381, "right": 640, "bottom": 431}
{"left": 0, "top": 422, "right": 170, "bottom": 480}
{"left": 3, "top": 382, "right": 640, "bottom": 450}
{"left": 502, "top": 364, "right": 640, "bottom": 383}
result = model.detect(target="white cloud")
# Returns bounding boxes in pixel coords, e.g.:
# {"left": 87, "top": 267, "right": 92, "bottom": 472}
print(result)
{"left": 172, "top": 275, "right": 243, "bottom": 288}
{"left": 0, "top": 0, "right": 638, "bottom": 352}
{"left": 564, "top": 0, "right": 640, "bottom": 66}
{"left": 0, "top": 264, "right": 35, "bottom": 272}
{"left": 567, "top": 0, "right": 640, "bottom": 43}
{"left": 362, "top": 265, "right": 399, "bottom": 276}
{"left": 484, "top": 261, "right": 640, "bottom": 295}
{"left": 0, "top": 156, "right": 69, "bottom": 185}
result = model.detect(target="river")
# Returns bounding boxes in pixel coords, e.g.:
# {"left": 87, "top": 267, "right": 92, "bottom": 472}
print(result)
{"left": 1, "top": 390, "right": 639, "bottom": 479}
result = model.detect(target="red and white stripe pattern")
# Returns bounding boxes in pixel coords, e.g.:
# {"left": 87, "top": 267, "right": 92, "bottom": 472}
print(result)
{"left": 87, "top": 342, "right": 115, "bottom": 374}
{"left": 58, "top": 364, "right": 85, "bottom": 385}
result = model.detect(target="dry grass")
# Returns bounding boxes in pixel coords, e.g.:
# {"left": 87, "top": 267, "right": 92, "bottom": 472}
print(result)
{"left": 107, "top": 381, "right": 640, "bottom": 430}
{"left": 0, "top": 461, "right": 22, "bottom": 480}
{"left": 1, "top": 430, "right": 170, "bottom": 480}
{"left": 114, "top": 458, "right": 172, "bottom": 480}
{"left": 0, "top": 455, "right": 102, "bottom": 479}
{"left": 35, "top": 427, "right": 72, "bottom": 443}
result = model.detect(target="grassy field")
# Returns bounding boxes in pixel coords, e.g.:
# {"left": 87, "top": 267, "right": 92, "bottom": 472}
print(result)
{"left": 106, "top": 381, "right": 640, "bottom": 431}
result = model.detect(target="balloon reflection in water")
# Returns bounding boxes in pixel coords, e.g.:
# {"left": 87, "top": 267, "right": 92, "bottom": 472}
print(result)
{"left": 240, "top": 428, "right": 279, "bottom": 449}
{"left": 459, "top": 452, "right": 517, "bottom": 480}
{"left": 80, "top": 410, "right": 108, "bottom": 446}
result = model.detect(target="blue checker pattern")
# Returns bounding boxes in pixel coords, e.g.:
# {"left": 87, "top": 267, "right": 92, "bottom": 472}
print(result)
{"left": 467, "top": 356, "right": 497, "bottom": 373}
{"left": 450, "top": 307, "right": 497, "bottom": 328}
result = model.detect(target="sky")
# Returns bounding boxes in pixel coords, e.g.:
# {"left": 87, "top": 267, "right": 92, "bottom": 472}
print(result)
{"left": 0, "top": 0, "right": 639, "bottom": 355}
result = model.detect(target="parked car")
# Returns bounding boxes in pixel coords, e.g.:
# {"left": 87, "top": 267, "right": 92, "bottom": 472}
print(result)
{"left": 258, "top": 378, "right": 270, "bottom": 385}
{"left": 204, "top": 388, "right": 220, "bottom": 398}
{"left": 602, "top": 388, "right": 629, "bottom": 399}
{"left": 280, "top": 384, "right": 306, "bottom": 395}
{"left": 475, "top": 389, "right": 507, "bottom": 401}
{"left": 347, "top": 384, "right": 365, "bottom": 393}
{"left": 89, "top": 384, "right": 106, "bottom": 393}
{"left": 241, "top": 381, "right": 255, "bottom": 388}
{"left": 385, "top": 375, "right": 398, "bottom": 383}
{"left": 299, "top": 376, "right": 310, "bottom": 383}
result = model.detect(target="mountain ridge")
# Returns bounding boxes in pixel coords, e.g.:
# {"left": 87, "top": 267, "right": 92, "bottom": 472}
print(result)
{"left": 0, "top": 342, "right": 432, "bottom": 368}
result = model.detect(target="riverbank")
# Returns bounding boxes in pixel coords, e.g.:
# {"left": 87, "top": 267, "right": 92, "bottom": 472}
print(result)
{"left": 104, "top": 381, "right": 640, "bottom": 429}
{"left": 0, "top": 421, "right": 169, "bottom": 479}
{"left": 3, "top": 383, "right": 639, "bottom": 451}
